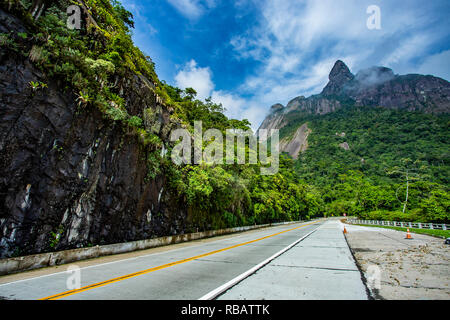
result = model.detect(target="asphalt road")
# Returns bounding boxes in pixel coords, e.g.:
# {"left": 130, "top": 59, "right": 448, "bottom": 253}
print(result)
{"left": 0, "top": 219, "right": 367, "bottom": 300}
{"left": 217, "top": 219, "right": 368, "bottom": 300}
{"left": 0, "top": 220, "right": 367, "bottom": 300}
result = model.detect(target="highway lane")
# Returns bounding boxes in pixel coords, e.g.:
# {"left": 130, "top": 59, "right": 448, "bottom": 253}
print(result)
{"left": 217, "top": 219, "right": 368, "bottom": 300}
{"left": 0, "top": 220, "right": 323, "bottom": 300}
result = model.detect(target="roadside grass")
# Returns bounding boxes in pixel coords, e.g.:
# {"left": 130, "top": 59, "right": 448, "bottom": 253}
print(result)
{"left": 354, "top": 224, "right": 450, "bottom": 239}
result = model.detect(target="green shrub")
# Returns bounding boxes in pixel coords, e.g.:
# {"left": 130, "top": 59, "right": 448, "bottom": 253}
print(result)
{"left": 128, "top": 116, "right": 143, "bottom": 128}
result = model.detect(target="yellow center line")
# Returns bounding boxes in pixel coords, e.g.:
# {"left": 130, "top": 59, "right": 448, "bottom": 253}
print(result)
{"left": 40, "top": 220, "right": 319, "bottom": 300}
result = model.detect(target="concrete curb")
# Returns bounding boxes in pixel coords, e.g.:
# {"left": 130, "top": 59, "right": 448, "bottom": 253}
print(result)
{"left": 0, "top": 220, "right": 306, "bottom": 276}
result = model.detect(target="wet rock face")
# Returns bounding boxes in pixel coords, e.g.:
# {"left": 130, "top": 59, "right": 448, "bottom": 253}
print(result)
{"left": 0, "top": 12, "right": 186, "bottom": 258}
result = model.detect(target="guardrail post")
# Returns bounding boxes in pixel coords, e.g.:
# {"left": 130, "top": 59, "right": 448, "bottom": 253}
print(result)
{"left": 429, "top": 223, "right": 433, "bottom": 230}
{"left": 418, "top": 223, "right": 421, "bottom": 229}
{"left": 409, "top": 222, "right": 412, "bottom": 228}
{"left": 443, "top": 225, "right": 447, "bottom": 230}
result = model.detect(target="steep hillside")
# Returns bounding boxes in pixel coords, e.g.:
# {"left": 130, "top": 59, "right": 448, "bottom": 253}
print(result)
{"left": 0, "top": 1, "right": 325, "bottom": 258}
{"left": 258, "top": 60, "right": 450, "bottom": 222}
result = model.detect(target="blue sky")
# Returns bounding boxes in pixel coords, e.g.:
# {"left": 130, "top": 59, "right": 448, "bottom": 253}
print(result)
{"left": 121, "top": 0, "right": 450, "bottom": 130}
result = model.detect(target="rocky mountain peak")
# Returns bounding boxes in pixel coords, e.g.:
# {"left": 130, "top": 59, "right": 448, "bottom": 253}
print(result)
{"left": 329, "top": 60, "right": 354, "bottom": 82}
{"left": 322, "top": 60, "right": 354, "bottom": 96}
{"left": 258, "top": 58, "right": 450, "bottom": 135}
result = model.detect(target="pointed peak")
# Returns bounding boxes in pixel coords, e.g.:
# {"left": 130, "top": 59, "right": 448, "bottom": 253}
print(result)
{"left": 329, "top": 60, "right": 353, "bottom": 82}
{"left": 321, "top": 60, "right": 355, "bottom": 96}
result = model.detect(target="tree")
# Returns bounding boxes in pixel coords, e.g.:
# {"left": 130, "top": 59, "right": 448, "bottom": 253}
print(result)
{"left": 111, "top": 0, "right": 135, "bottom": 29}
{"left": 184, "top": 87, "right": 197, "bottom": 100}
{"left": 387, "top": 158, "right": 428, "bottom": 213}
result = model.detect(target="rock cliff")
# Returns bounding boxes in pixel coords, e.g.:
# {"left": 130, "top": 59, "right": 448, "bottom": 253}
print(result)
{"left": 0, "top": 8, "right": 186, "bottom": 258}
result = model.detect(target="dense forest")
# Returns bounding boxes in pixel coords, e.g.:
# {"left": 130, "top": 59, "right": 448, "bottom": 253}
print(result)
{"left": 160, "top": 82, "right": 325, "bottom": 229}
{"left": 284, "top": 106, "right": 450, "bottom": 222}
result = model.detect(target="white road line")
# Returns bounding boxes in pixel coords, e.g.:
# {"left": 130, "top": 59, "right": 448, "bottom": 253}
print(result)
{"left": 198, "top": 226, "right": 320, "bottom": 300}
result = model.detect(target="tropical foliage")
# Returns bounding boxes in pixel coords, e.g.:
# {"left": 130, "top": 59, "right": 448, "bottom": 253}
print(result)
{"left": 287, "top": 106, "right": 450, "bottom": 223}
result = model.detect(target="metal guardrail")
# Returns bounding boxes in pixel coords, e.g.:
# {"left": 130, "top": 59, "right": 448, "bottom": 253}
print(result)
{"left": 347, "top": 219, "right": 449, "bottom": 231}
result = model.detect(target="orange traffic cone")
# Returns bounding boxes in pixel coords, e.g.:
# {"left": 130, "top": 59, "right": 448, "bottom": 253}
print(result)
{"left": 405, "top": 228, "right": 413, "bottom": 239}
{"left": 343, "top": 226, "right": 348, "bottom": 234}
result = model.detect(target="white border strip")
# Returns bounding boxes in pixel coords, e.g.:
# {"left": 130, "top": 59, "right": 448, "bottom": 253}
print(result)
{"left": 198, "top": 226, "right": 319, "bottom": 300}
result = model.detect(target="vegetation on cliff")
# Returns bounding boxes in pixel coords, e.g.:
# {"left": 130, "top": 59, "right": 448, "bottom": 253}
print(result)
{"left": 0, "top": 0, "right": 325, "bottom": 252}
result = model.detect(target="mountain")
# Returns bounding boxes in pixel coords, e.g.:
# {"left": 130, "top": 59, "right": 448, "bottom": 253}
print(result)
{"left": 257, "top": 60, "right": 449, "bottom": 223}
{"left": 258, "top": 60, "right": 450, "bottom": 159}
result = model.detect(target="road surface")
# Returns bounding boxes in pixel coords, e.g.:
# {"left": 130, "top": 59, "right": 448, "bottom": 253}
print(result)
{"left": 0, "top": 219, "right": 368, "bottom": 300}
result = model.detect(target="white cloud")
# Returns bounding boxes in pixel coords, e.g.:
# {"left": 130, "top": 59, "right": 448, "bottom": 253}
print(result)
{"left": 241, "top": 105, "right": 269, "bottom": 132}
{"left": 210, "top": 90, "right": 268, "bottom": 132}
{"left": 211, "top": 91, "right": 247, "bottom": 119}
{"left": 381, "top": 34, "right": 431, "bottom": 68}
{"left": 166, "top": 0, "right": 217, "bottom": 19}
{"left": 174, "top": 60, "right": 215, "bottom": 101}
